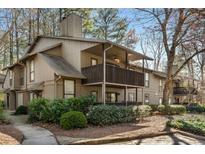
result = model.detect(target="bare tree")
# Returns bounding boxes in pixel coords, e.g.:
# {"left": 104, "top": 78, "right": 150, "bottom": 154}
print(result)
{"left": 136, "top": 8, "right": 204, "bottom": 104}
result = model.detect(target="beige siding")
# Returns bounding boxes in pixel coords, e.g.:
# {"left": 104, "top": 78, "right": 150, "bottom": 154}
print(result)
{"left": 30, "top": 38, "right": 98, "bottom": 71}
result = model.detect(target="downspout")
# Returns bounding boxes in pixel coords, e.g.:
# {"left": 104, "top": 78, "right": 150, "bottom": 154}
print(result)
{"left": 102, "top": 44, "right": 113, "bottom": 105}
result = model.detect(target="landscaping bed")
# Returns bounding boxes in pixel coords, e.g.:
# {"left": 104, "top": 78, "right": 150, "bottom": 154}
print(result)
{"left": 0, "top": 123, "right": 24, "bottom": 144}
{"left": 34, "top": 115, "right": 169, "bottom": 139}
{"left": 167, "top": 114, "right": 205, "bottom": 136}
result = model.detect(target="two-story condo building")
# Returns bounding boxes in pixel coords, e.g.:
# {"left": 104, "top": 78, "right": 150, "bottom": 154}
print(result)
{"left": 2, "top": 14, "right": 153, "bottom": 110}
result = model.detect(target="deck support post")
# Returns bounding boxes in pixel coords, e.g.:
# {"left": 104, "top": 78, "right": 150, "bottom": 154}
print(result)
{"left": 142, "top": 87, "right": 144, "bottom": 105}
{"left": 125, "top": 86, "right": 128, "bottom": 106}
{"left": 102, "top": 44, "right": 106, "bottom": 105}
{"left": 136, "top": 87, "right": 138, "bottom": 104}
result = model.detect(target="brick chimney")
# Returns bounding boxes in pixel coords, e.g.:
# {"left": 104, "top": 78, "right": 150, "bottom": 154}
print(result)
{"left": 59, "top": 14, "right": 82, "bottom": 38}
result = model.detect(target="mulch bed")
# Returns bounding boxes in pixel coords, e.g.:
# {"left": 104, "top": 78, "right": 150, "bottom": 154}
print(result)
{"left": 0, "top": 122, "right": 24, "bottom": 144}
{"left": 34, "top": 115, "right": 169, "bottom": 139}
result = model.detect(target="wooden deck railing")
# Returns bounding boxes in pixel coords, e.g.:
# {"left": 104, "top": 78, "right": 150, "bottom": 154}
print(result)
{"left": 81, "top": 64, "right": 144, "bottom": 86}
{"left": 173, "top": 87, "right": 198, "bottom": 95}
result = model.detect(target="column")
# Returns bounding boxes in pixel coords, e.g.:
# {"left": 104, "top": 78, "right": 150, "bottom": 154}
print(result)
{"left": 102, "top": 44, "right": 106, "bottom": 104}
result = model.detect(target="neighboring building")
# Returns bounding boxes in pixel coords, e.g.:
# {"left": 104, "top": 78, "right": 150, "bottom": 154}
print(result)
{"left": 0, "top": 73, "right": 5, "bottom": 102}
{"left": 2, "top": 14, "right": 153, "bottom": 110}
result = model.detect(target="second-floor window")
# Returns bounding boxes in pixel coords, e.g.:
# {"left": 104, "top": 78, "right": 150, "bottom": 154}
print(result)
{"left": 30, "top": 60, "right": 35, "bottom": 82}
{"left": 145, "top": 73, "right": 149, "bottom": 87}
{"left": 9, "top": 70, "right": 13, "bottom": 86}
{"left": 91, "top": 58, "right": 98, "bottom": 66}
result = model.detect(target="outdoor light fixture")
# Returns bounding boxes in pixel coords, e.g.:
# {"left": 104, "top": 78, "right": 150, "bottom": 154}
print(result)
{"left": 114, "top": 57, "right": 120, "bottom": 63}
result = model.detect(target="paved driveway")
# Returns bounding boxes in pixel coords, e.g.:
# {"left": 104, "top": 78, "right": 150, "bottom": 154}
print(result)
{"left": 109, "top": 133, "right": 205, "bottom": 145}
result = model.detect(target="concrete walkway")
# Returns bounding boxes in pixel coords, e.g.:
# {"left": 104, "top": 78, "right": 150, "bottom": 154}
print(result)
{"left": 7, "top": 113, "right": 58, "bottom": 145}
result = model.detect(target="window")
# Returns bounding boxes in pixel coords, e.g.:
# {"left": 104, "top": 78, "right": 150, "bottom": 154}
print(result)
{"left": 159, "top": 80, "right": 163, "bottom": 92}
{"left": 106, "top": 92, "right": 118, "bottom": 102}
{"left": 9, "top": 70, "right": 13, "bottom": 86}
{"left": 91, "top": 91, "right": 97, "bottom": 102}
{"left": 30, "top": 92, "right": 35, "bottom": 101}
{"left": 145, "top": 73, "right": 149, "bottom": 87}
{"left": 30, "top": 60, "right": 35, "bottom": 82}
{"left": 91, "top": 58, "right": 98, "bottom": 66}
{"left": 64, "top": 80, "right": 75, "bottom": 98}
{"left": 20, "top": 68, "right": 24, "bottom": 85}
{"left": 159, "top": 97, "right": 162, "bottom": 104}
{"left": 128, "top": 93, "right": 135, "bottom": 102}
{"left": 144, "top": 93, "right": 149, "bottom": 104}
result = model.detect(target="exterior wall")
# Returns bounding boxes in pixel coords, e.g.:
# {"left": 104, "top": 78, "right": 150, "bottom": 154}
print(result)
{"left": 30, "top": 38, "right": 98, "bottom": 71}
{"left": 133, "top": 72, "right": 165, "bottom": 105}
{"left": 26, "top": 54, "right": 55, "bottom": 86}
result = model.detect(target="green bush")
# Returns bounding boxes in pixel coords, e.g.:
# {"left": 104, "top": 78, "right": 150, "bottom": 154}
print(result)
{"left": 28, "top": 96, "right": 95, "bottom": 123}
{"left": 87, "top": 105, "right": 135, "bottom": 126}
{"left": 28, "top": 98, "right": 50, "bottom": 122}
{"left": 15, "top": 105, "right": 28, "bottom": 115}
{"left": 133, "top": 105, "right": 152, "bottom": 121}
{"left": 186, "top": 103, "right": 205, "bottom": 113}
{"left": 168, "top": 105, "right": 186, "bottom": 115}
{"left": 63, "top": 96, "right": 95, "bottom": 114}
{"left": 0, "top": 101, "right": 5, "bottom": 121}
{"left": 60, "top": 111, "right": 87, "bottom": 130}
{"left": 167, "top": 117, "right": 205, "bottom": 136}
{"left": 157, "top": 104, "right": 166, "bottom": 113}
{"left": 149, "top": 104, "right": 159, "bottom": 112}
{"left": 47, "top": 98, "right": 69, "bottom": 123}
{"left": 157, "top": 104, "right": 186, "bottom": 115}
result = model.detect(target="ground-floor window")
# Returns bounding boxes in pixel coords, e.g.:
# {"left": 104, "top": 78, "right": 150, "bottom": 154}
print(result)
{"left": 30, "top": 92, "right": 34, "bottom": 101}
{"left": 106, "top": 92, "right": 118, "bottom": 102}
{"left": 64, "top": 80, "right": 75, "bottom": 98}
{"left": 91, "top": 91, "right": 97, "bottom": 102}
{"left": 128, "top": 92, "right": 135, "bottom": 102}
{"left": 159, "top": 97, "right": 162, "bottom": 104}
{"left": 144, "top": 93, "right": 150, "bottom": 104}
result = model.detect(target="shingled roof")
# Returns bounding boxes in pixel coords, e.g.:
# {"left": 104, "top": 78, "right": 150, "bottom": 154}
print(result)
{"left": 39, "top": 53, "right": 86, "bottom": 79}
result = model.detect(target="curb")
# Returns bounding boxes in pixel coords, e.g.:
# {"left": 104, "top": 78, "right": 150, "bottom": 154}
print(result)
{"left": 172, "top": 128, "right": 205, "bottom": 141}
{"left": 71, "top": 131, "right": 177, "bottom": 145}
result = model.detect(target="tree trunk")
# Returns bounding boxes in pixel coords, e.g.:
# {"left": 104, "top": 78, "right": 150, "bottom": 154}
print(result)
{"left": 163, "top": 52, "right": 175, "bottom": 104}
{"left": 14, "top": 10, "right": 19, "bottom": 60}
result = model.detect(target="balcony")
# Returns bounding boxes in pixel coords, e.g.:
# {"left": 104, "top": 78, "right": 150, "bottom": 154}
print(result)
{"left": 173, "top": 87, "right": 198, "bottom": 95}
{"left": 81, "top": 64, "right": 144, "bottom": 86}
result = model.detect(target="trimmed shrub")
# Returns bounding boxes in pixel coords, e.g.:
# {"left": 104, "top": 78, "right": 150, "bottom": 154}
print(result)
{"left": 0, "top": 101, "right": 5, "bottom": 121}
{"left": 157, "top": 104, "right": 166, "bottom": 114}
{"left": 28, "top": 98, "right": 50, "bottom": 122}
{"left": 149, "top": 104, "right": 159, "bottom": 112}
{"left": 60, "top": 111, "right": 87, "bottom": 130}
{"left": 63, "top": 96, "right": 95, "bottom": 114}
{"left": 87, "top": 105, "right": 135, "bottom": 126}
{"left": 133, "top": 105, "right": 152, "bottom": 121}
{"left": 47, "top": 98, "right": 70, "bottom": 123}
{"left": 168, "top": 105, "right": 186, "bottom": 115}
{"left": 186, "top": 103, "right": 205, "bottom": 113}
{"left": 15, "top": 105, "right": 28, "bottom": 115}
{"left": 167, "top": 117, "right": 205, "bottom": 136}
